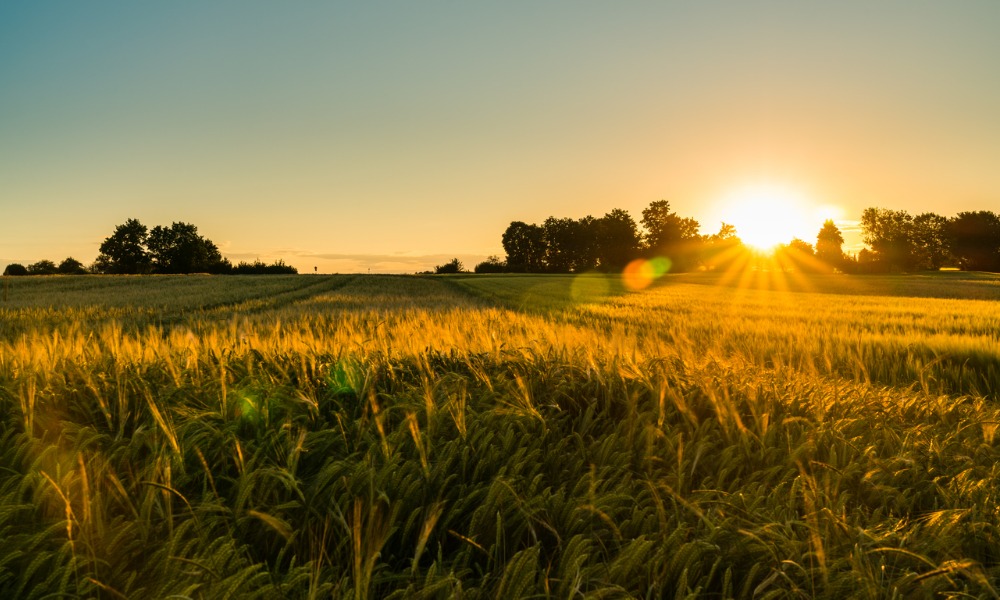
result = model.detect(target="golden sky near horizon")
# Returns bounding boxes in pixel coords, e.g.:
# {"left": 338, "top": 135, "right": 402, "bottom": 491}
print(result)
{"left": 2, "top": 2, "right": 999, "bottom": 272}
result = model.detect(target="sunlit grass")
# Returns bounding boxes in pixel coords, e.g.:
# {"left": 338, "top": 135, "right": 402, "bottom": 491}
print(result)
{"left": 1, "top": 272, "right": 1000, "bottom": 597}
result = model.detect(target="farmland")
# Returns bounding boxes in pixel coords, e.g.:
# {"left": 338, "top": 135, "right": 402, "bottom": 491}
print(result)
{"left": 2, "top": 272, "right": 1000, "bottom": 598}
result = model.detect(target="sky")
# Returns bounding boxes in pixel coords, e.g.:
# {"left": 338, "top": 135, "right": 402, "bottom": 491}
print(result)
{"left": 2, "top": 2, "right": 999, "bottom": 273}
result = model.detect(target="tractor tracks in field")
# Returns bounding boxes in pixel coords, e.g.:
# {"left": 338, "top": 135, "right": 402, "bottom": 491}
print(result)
{"left": 159, "top": 275, "right": 360, "bottom": 329}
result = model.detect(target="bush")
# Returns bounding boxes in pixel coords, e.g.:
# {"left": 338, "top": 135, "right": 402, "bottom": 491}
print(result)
{"left": 231, "top": 259, "right": 298, "bottom": 275}
{"left": 57, "top": 257, "right": 88, "bottom": 275}
{"left": 27, "top": 260, "right": 58, "bottom": 275}
{"left": 2, "top": 263, "right": 28, "bottom": 276}
{"left": 474, "top": 255, "right": 507, "bottom": 273}
{"left": 434, "top": 258, "right": 464, "bottom": 274}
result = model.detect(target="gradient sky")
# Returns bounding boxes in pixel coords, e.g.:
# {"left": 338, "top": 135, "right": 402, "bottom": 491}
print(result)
{"left": 2, "top": 2, "right": 999, "bottom": 273}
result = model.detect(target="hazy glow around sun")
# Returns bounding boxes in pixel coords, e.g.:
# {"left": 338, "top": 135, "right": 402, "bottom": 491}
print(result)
{"left": 712, "top": 183, "right": 840, "bottom": 251}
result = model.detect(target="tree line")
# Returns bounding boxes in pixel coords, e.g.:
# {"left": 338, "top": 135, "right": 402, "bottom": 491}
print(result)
{"left": 3, "top": 219, "right": 297, "bottom": 276}
{"left": 857, "top": 208, "right": 1000, "bottom": 272}
{"left": 471, "top": 200, "right": 828, "bottom": 274}
{"left": 463, "top": 202, "right": 1000, "bottom": 275}
{"left": 8, "top": 208, "right": 998, "bottom": 278}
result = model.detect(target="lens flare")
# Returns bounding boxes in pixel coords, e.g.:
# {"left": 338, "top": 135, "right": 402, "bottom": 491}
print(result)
{"left": 623, "top": 257, "right": 672, "bottom": 291}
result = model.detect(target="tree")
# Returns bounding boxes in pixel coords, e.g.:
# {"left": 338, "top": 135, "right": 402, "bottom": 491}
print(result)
{"left": 434, "top": 258, "right": 464, "bottom": 274}
{"left": 815, "top": 220, "right": 845, "bottom": 270}
{"left": 501, "top": 221, "right": 546, "bottom": 273}
{"left": 947, "top": 211, "right": 1000, "bottom": 272}
{"left": 595, "top": 209, "right": 640, "bottom": 271}
{"left": 474, "top": 255, "right": 506, "bottom": 273}
{"left": 95, "top": 218, "right": 151, "bottom": 274}
{"left": 855, "top": 248, "right": 880, "bottom": 274}
{"left": 542, "top": 217, "right": 580, "bottom": 273}
{"left": 27, "top": 260, "right": 58, "bottom": 275}
{"left": 147, "top": 222, "right": 228, "bottom": 274}
{"left": 57, "top": 257, "right": 88, "bottom": 275}
{"left": 539, "top": 216, "right": 605, "bottom": 273}
{"left": 774, "top": 238, "right": 815, "bottom": 272}
{"left": 911, "top": 212, "right": 951, "bottom": 271}
{"left": 572, "top": 216, "right": 602, "bottom": 272}
{"left": 504, "top": 213, "right": 637, "bottom": 274}
{"left": 94, "top": 219, "right": 232, "bottom": 274}
{"left": 3, "top": 263, "right": 28, "bottom": 276}
{"left": 787, "top": 238, "right": 816, "bottom": 256}
{"left": 700, "top": 222, "right": 744, "bottom": 271}
{"left": 713, "top": 222, "right": 739, "bottom": 242}
{"left": 640, "top": 200, "right": 701, "bottom": 271}
{"left": 860, "top": 208, "right": 915, "bottom": 271}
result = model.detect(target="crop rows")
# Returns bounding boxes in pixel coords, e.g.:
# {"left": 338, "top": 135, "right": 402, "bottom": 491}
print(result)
{"left": 1, "top": 273, "right": 999, "bottom": 598}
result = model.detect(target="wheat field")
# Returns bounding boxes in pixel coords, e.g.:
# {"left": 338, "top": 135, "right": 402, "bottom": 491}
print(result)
{"left": 1, "top": 272, "right": 1000, "bottom": 598}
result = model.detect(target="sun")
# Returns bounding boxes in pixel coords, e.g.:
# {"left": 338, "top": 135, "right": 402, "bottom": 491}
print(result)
{"left": 713, "top": 183, "right": 832, "bottom": 252}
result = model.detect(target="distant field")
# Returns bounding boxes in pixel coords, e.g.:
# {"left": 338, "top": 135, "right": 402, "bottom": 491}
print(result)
{"left": 2, "top": 272, "right": 1000, "bottom": 598}
{"left": 451, "top": 272, "right": 1000, "bottom": 398}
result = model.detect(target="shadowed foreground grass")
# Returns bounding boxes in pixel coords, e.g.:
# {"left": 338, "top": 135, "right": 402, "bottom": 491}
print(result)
{"left": 1, "top": 273, "right": 999, "bottom": 598}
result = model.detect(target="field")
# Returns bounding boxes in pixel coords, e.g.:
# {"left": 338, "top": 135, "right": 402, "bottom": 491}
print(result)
{"left": 2, "top": 272, "right": 1000, "bottom": 599}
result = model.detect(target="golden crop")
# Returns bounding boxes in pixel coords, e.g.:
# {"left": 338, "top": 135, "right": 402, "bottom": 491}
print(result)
{"left": 1, "top": 272, "right": 999, "bottom": 598}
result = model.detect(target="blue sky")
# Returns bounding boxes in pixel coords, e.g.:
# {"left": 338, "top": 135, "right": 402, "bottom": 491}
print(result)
{"left": 2, "top": 2, "right": 999, "bottom": 272}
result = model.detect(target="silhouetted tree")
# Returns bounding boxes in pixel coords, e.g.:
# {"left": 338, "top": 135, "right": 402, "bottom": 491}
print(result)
{"left": 147, "top": 222, "right": 229, "bottom": 274}
{"left": 95, "top": 218, "right": 151, "bottom": 274}
{"left": 57, "top": 257, "right": 88, "bottom": 275}
{"left": 27, "top": 260, "right": 58, "bottom": 275}
{"left": 852, "top": 248, "right": 879, "bottom": 274}
{"left": 542, "top": 217, "right": 596, "bottom": 273}
{"left": 839, "top": 252, "right": 859, "bottom": 274}
{"left": 701, "top": 222, "right": 744, "bottom": 271}
{"left": 947, "top": 211, "right": 1000, "bottom": 272}
{"left": 434, "top": 258, "right": 464, "bottom": 274}
{"left": 911, "top": 212, "right": 952, "bottom": 271}
{"left": 787, "top": 238, "right": 815, "bottom": 256}
{"left": 595, "top": 209, "right": 641, "bottom": 271}
{"left": 714, "top": 222, "right": 738, "bottom": 241}
{"left": 502, "top": 221, "right": 546, "bottom": 273}
{"left": 3, "top": 263, "right": 28, "bottom": 276}
{"left": 641, "top": 200, "right": 701, "bottom": 271}
{"left": 773, "top": 238, "right": 815, "bottom": 272}
{"left": 474, "top": 255, "right": 506, "bottom": 273}
{"left": 815, "top": 220, "right": 845, "bottom": 270}
{"left": 573, "top": 216, "right": 602, "bottom": 271}
{"left": 860, "top": 208, "right": 915, "bottom": 272}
